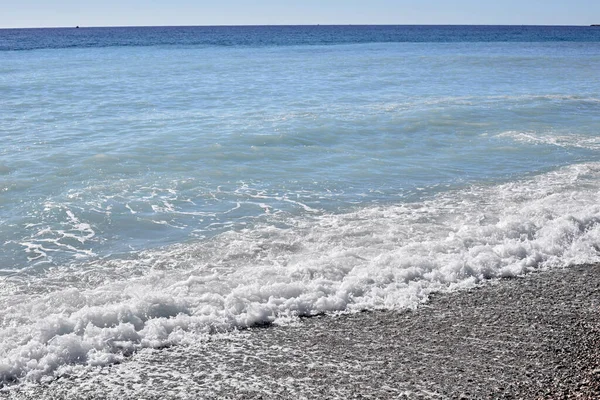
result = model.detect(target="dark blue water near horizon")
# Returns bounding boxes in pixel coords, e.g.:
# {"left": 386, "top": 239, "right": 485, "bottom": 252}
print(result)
{"left": 2, "top": 25, "right": 600, "bottom": 51}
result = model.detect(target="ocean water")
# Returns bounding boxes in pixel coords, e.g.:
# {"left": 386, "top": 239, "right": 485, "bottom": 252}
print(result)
{"left": 1, "top": 25, "right": 600, "bottom": 385}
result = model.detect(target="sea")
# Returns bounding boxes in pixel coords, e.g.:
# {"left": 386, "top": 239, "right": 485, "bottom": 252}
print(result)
{"left": 1, "top": 25, "right": 600, "bottom": 387}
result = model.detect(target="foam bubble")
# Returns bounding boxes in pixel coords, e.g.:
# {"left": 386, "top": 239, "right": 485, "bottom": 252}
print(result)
{"left": 2, "top": 162, "right": 600, "bottom": 384}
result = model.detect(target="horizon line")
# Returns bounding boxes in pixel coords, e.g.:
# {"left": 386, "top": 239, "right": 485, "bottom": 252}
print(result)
{"left": 1, "top": 23, "right": 596, "bottom": 30}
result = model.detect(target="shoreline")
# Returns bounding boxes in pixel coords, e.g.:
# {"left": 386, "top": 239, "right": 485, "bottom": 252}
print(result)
{"left": 7, "top": 264, "right": 600, "bottom": 399}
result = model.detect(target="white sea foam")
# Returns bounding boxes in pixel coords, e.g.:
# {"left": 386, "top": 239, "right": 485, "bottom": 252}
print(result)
{"left": 13, "top": 205, "right": 97, "bottom": 263}
{"left": 499, "top": 130, "right": 600, "bottom": 150}
{"left": 2, "top": 162, "right": 600, "bottom": 384}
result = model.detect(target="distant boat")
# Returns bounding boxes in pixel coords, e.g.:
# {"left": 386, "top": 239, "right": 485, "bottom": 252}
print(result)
{"left": 591, "top": 24, "right": 600, "bottom": 27}
{"left": 76, "top": 26, "right": 80, "bottom": 28}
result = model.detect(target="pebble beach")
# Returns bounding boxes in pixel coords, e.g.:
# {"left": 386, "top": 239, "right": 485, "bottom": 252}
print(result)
{"left": 6, "top": 263, "right": 599, "bottom": 399}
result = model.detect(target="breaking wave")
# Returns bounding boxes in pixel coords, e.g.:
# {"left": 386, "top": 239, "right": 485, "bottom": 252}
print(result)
{"left": 2, "top": 162, "right": 600, "bottom": 384}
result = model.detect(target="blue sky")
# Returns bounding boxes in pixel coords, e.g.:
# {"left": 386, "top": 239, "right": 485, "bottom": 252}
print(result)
{"left": 2, "top": 0, "right": 599, "bottom": 28}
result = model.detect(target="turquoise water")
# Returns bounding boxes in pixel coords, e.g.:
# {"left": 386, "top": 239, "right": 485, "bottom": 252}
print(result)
{"left": 2, "top": 26, "right": 600, "bottom": 384}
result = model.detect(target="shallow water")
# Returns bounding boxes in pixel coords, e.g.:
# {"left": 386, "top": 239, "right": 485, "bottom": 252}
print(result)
{"left": 1, "top": 25, "right": 600, "bottom": 384}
